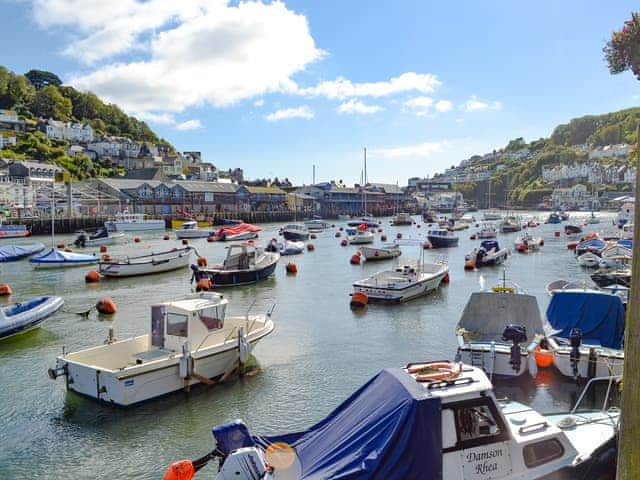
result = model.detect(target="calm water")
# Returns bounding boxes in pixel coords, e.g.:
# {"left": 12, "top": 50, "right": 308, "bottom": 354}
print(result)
{"left": 0, "top": 212, "right": 619, "bottom": 479}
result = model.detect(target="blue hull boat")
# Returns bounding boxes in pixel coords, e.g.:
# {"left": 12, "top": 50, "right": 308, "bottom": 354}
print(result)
{"left": 0, "top": 296, "right": 64, "bottom": 340}
{"left": 0, "top": 243, "right": 45, "bottom": 262}
{"left": 29, "top": 248, "right": 99, "bottom": 269}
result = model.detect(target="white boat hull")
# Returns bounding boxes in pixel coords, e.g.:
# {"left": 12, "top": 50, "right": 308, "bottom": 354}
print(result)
{"left": 549, "top": 343, "right": 624, "bottom": 379}
{"left": 176, "top": 229, "right": 214, "bottom": 239}
{"left": 224, "top": 232, "right": 258, "bottom": 242}
{"left": 60, "top": 320, "right": 273, "bottom": 406}
{"left": 99, "top": 249, "right": 193, "bottom": 277}
{"left": 360, "top": 246, "right": 401, "bottom": 260}
{"left": 353, "top": 268, "right": 447, "bottom": 302}
{"left": 84, "top": 232, "right": 126, "bottom": 247}
{"left": 348, "top": 233, "right": 374, "bottom": 244}
{"left": 456, "top": 342, "right": 532, "bottom": 378}
{"left": 105, "top": 220, "right": 166, "bottom": 232}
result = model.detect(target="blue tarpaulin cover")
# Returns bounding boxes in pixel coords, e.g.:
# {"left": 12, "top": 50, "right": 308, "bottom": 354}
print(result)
{"left": 255, "top": 368, "right": 442, "bottom": 479}
{"left": 0, "top": 243, "right": 44, "bottom": 262}
{"left": 546, "top": 291, "right": 625, "bottom": 349}
{"left": 480, "top": 240, "right": 499, "bottom": 251}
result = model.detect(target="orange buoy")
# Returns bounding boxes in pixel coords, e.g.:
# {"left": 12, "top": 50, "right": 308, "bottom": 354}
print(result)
{"left": 464, "top": 260, "right": 476, "bottom": 270}
{"left": 534, "top": 347, "right": 554, "bottom": 368}
{"left": 340, "top": 239, "right": 348, "bottom": 247}
{"left": 195, "top": 278, "right": 212, "bottom": 292}
{"left": 96, "top": 297, "right": 117, "bottom": 314}
{"left": 470, "top": 233, "right": 477, "bottom": 240}
{"left": 197, "top": 257, "right": 207, "bottom": 267}
{"left": 350, "top": 254, "right": 361, "bottom": 265}
{"left": 85, "top": 270, "right": 100, "bottom": 283}
{"left": 396, "top": 232, "right": 402, "bottom": 239}
{"left": 247, "top": 240, "right": 255, "bottom": 245}
{"left": 423, "top": 241, "right": 431, "bottom": 249}
{"left": 335, "top": 232, "right": 341, "bottom": 238}
{"left": 0, "top": 283, "right": 12, "bottom": 296}
{"left": 163, "top": 234, "right": 170, "bottom": 240}
{"left": 442, "top": 273, "right": 450, "bottom": 283}
{"left": 350, "top": 291, "right": 368, "bottom": 308}
{"left": 207, "top": 236, "right": 215, "bottom": 242}
{"left": 182, "top": 239, "right": 189, "bottom": 245}
{"left": 100, "top": 245, "right": 108, "bottom": 253}
{"left": 567, "top": 240, "right": 579, "bottom": 250}
{"left": 286, "top": 262, "right": 297, "bottom": 274}
{"left": 517, "top": 244, "right": 527, "bottom": 252}
{"left": 57, "top": 242, "right": 65, "bottom": 249}
{"left": 134, "top": 236, "right": 142, "bottom": 243}
{"left": 310, "top": 233, "right": 317, "bottom": 239}
{"left": 554, "top": 231, "right": 560, "bottom": 237}
{"left": 162, "top": 460, "right": 195, "bottom": 480}
{"left": 307, "top": 243, "right": 315, "bottom": 251}
{"left": 381, "top": 235, "right": 387, "bottom": 242}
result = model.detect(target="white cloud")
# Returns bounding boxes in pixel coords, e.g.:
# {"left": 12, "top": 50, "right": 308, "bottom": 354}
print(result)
{"left": 133, "top": 111, "right": 176, "bottom": 125}
{"left": 297, "top": 72, "right": 441, "bottom": 100}
{"left": 265, "top": 105, "right": 314, "bottom": 122}
{"left": 253, "top": 99, "right": 265, "bottom": 107}
{"left": 463, "top": 95, "right": 502, "bottom": 112}
{"left": 175, "top": 119, "right": 203, "bottom": 131}
{"left": 337, "top": 99, "right": 384, "bottom": 115}
{"left": 404, "top": 96, "right": 434, "bottom": 109}
{"left": 57, "top": 1, "right": 323, "bottom": 114}
{"left": 435, "top": 100, "right": 453, "bottom": 112}
{"left": 404, "top": 96, "right": 452, "bottom": 116}
{"left": 372, "top": 140, "right": 449, "bottom": 159}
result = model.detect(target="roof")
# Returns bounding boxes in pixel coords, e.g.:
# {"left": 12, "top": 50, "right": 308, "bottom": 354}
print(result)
{"left": 97, "top": 178, "right": 164, "bottom": 190}
{"left": 367, "top": 182, "right": 404, "bottom": 194}
{"left": 123, "top": 168, "right": 168, "bottom": 181}
{"left": 245, "top": 185, "right": 286, "bottom": 194}
{"left": 173, "top": 181, "right": 240, "bottom": 193}
{"left": 9, "top": 160, "right": 63, "bottom": 172}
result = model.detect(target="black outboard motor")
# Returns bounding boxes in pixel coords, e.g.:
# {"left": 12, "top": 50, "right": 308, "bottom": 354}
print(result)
{"left": 569, "top": 328, "right": 583, "bottom": 379}
{"left": 502, "top": 324, "right": 528, "bottom": 373}
{"left": 74, "top": 232, "right": 87, "bottom": 248}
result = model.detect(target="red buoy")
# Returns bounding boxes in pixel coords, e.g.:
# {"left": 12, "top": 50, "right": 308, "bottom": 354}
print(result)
{"left": 554, "top": 231, "right": 560, "bottom": 237}
{"left": 350, "top": 291, "right": 368, "bottom": 308}
{"left": 381, "top": 235, "right": 387, "bottom": 242}
{"left": 470, "top": 233, "right": 477, "bottom": 240}
{"left": 423, "top": 241, "right": 431, "bottom": 249}
{"left": 310, "top": 233, "right": 317, "bottom": 239}
{"left": 134, "top": 236, "right": 142, "bottom": 243}
{"left": 340, "top": 239, "right": 348, "bottom": 246}
{"left": 85, "top": 270, "right": 100, "bottom": 283}
{"left": 464, "top": 260, "right": 476, "bottom": 270}
{"left": 442, "top": 273, "right": 450, "bottom": 284}
{"left": 57, "top": 242, "right": 65, "bottom": 249}
{"left": 350, "top": 254, "right": 361, "bottom": 265}
{"left": 182, "top": 239, "right": 189, "bottom": 245}
{"left": 378, "top": 228, "right": 383, "bottom": 233}
{"left": 307, "top": 243, "right": 315, "bottom": 251}
{"left": 207, "top": 236, "right": 215, "bottom": 242}
{"left": 0, "top": 283, "right": 12, "bottom": 296}
{"left": 163, "top": 234, "right": 170, "bottom": 240}
{"left": 100, "top": 245, "right": 108, "bottom": 253}
{"left": 335, "top": 232, "right": 341, "bottom": 238}
{"left": 197, "top": 257, "right": 207, "bottom": 267}
{"left": 286, "top": 262, "right": 298, "bottom": 274}
{"left": 96, "top": 297, "right": 117, "bottom": 314}
{"left": 162, "top": 460, "right": 195, "bottom": 480}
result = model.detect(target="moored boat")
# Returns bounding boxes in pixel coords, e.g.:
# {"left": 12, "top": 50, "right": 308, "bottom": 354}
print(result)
{"left": 74, "top": 226, "right": 125, "bottom": 247}
{"left": 191, "top": 243, "right": 279, "bottom": 287}
{"left": 514, "top": 232, "right": 543, "bottom": 252}
{"left": 565, "top": 224, "right": 583, "bottom": 235}
{"left": 391, "top": 212, "right": 412, "bottom": 226}
{"left": 99, "top": 246, "right": 194, "bottom": 277}
{"left": 577, "top": 252, "right": 601, "bottom": 268}
{"left": 281, "top": 224, "right": 310, "bottom": 241}
{"left": 0, "top": 223, "right": 30, "bottom": 238}
{"left": 267, "top": 240, "right": 304, "bottom": 256}
{"left": 347, "top": 217, "right": 378, "bottom": 228}
{"left": 500, "top": 215, "right": 522, "bottom": 233}
{"left": 590, "top": 268, "right": 631, "bottom": 288}
{"left": 477, "top": 222, "right": 497, "bottom": 239}
{"left": 427, "top": 228, "right": 459, "bottom": 248}
{"left": 359, "top": 243, "right": 401, "bottom": 261}
{"left": 29, "top": 249, "right": 98, "bottom": 268}
{"left": 0, "top": 243, "right": 45, "bottom": 262}
{"left": 104, "top": 212, "right": 165, "bottom": 232}
{"left": 303, "top": 219, "right": 330, "bottom": 232}
{"left": 464, "top": 240, "right": 508, "bottom": 269}
{"left": 175, "top": 221, "right": 215, "bottom": 239}
{"left": 48, "top": 292, "right": 274, "bottom": 406}
{"left": 547, "top": 212, "right": 562, "bottom": 224}
{"left": 213, "top": 223, "right": 261, "bottom": 242}
{"left": 346, "top": 225, "right": 374, "bottom": 244}
{"left": 0, "top": 296, "right": 64, "bottom": 340}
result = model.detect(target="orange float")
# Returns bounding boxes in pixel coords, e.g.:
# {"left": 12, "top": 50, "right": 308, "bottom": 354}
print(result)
{"left": 307, "top": 243, "right": 315, "bottom": 251}
{"left": 0, "top": 283, "right": 12, "bottom": 295}
{"left": 340, "top": 239, "right": 348, "bottom": 246}
{"left": 350, "top": 254, "right": 361, "bottom": 265}
{"left": 195, "top": 278, "right": 212, "bottom": 292}
{"left": 197, "top": 257, "right": 208, "bottom": 267}
{"left": 163, "top": 234, "right": 170, "bottom": 240}
{"left": 567, "top": 241, "right": 579, "bottom": 250}
{"left": 350, "top": 291, "right": 368, "bottom": 307}
{"left": 442, "top": 273, "right": 450, "bottom": 283}
{"left": 96, "top": 297, "right": 117, "bottom": 314}
{"left": 464, "top": 260, "right": 476, "bottom": 270}
{"left": 57, "top": 242, "right": 65, "bottom": 249}
{"left": 534, "top": 347, "right": 554, "bottom": 368}
{"left": 100, "top": 245, "right": 108, "bottom": 253}
{"left": 396, "top": 232, "right": 402, "bottom": 239}
{"left": 423, "top": 241, "right": 431, "bottom": 249}
{"left": 470, "top": 233, "right": 477, "bottom": 240}
{"left": 162, "top": 460, "right": 195, "bottom": 480}
{"left": 134, "top": 237, "right": 142, "bottom": 243}
{"left": 207, "top": 236, "right": 215, "bottom": 242}
{"left": 310, "top": 233, "right": 317, "bottom": 239}
{"left": 286, "top": 262, "right": 298, "bottom": 274}
{"left": 335, "top": 232, "right": 341, "bottom": 238}
{"left": 85, "top": 270, "right": 100, "bottom": 283}
{"left": 381, "top": 235, "right": 387, "bottom": 242}
{"left": 182, "top": 239, "right": 189, "bottom": 245}
{"left": 554, "top": 231, "right": 560, "bottom": 237}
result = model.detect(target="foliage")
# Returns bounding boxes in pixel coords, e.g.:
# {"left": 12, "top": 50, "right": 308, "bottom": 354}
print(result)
{"left": 550, "top": 107, "right": 640, "bottom": 147}
{"left": 604, "top": 12, "right": 640, "bottom": 79}
{"left": 505, "top": 137, "right": 526, "bottom": 152}
{"left": 30, "top": 85, "right": 72, "bottom": 120}
{"left": 25, "top": 69, "right": 62, "bottom": 90}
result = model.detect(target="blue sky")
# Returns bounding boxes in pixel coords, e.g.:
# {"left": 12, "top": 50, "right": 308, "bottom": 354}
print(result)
{"left": 0, "top": 0, "right": 638, "bottom": 185}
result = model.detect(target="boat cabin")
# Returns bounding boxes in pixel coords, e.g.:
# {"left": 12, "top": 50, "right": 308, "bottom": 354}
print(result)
{"left": 180, "top": 221, "right": 198, "bottom": 230}
{"left": 222, "top": 244, "right": 264, "bottom": 270}
{"left": 151, "top": 293, "right": 228, "bottom": 352}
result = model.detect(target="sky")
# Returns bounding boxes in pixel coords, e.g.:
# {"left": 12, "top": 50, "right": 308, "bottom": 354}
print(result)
{"left": 0, "top": 0, "right": 638, "bottom": 185}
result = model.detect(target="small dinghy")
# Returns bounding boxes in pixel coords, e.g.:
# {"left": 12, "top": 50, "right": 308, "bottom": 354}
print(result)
{"left": 196, "top": 362, "right": 619, "bottom": 480}
{"left": 48, "top": 292, "right": 274, "bottom": 405}
{"left": 0, "top": 296, "right": 64, "bottom": 340}
{"left": 0, "top": 223, "right": 30, "bottom": 239}
{"left": 565, "top": 224, "right": 583, "bottom": 235}
{"left": 99, "top": 246, "right": 194, "bottom": 277}
{"left": 359, "top": 243, "right": 401, "bottom": 261}
{"left": 575, "top": 235, "right": 605, "bottom": 256}
{"left": 426, "top": 228, "right": 459, "bottom": 248}
{"left": 0, "top": 243, "right": 45, "bottom": 262}
{"left": 175, "top": 221, "right": 215, "bottom": 239}
{"left": 590, "top": 268, "right": 631, "bottom": 288}
{"left": 577, "top": 251, "right": 601, "bottom": 268}
{"left": 464, "top": 240, "right": 508, "bottom": 269}
{"left": 346, "top": 225, "right": 374, "bottom": 244}
{"left": 266, "top": 240, "right": 304, "bottom": 256}
{"left": 455, "top": 290, "right": 544, "bottom": 378}
{"left": 514, "top": 232, "right": 543, "bottom": 252}
{"left": 546, "top": 290, "right": 625, "bottom": 379}
{"left": 281, "top": 224, "right": 310, "bottom": 241}
{"left": 74, "top": 227, "right": 125, "bottom": 247}
{"left": 29, "top": 249, "right": 98, "bottom": 268}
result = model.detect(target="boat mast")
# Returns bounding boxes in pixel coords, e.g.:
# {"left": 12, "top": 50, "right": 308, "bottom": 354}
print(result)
{"left": 51, "top": 181, "right": 55, "bottom": 248}
{"left": 363, "top": 148, "right": 368, "bottom": 216}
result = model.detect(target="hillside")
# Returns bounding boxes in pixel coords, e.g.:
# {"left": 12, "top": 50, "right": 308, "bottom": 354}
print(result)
{"left": 0, "top": 66, "right": 173, "bottom": 179}
{"left": 444, "top": 107, "right": 640, "bottom": 207}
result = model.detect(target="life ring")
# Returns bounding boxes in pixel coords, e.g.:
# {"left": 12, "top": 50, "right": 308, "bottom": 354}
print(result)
{"left": 408, "top": 362, "right": 461, "bottom": 382}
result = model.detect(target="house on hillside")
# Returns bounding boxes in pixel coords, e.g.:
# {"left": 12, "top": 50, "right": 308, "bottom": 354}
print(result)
{"left": 0, "top": 110, "right": 25, "bottom": 133}
{"left": 40, "top": 119, "right": 94, "bottom": 143}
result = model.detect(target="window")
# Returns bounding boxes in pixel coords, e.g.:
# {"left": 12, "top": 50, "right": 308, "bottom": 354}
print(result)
{"left": 167, "top": 313, "right": 188, "bottom": 337}
{"left": 523, "top": 439, "right": 564, "bottom": 468}
{"left": 442, "top": 398, "right": 510, "bottom": 452}
{"left": 199, "top": 305, "right": 225, "bottom": 330}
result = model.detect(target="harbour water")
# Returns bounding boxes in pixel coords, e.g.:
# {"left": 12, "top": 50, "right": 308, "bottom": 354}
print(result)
{"left": 0, "top": 212, "right": 620, "bottom": 479}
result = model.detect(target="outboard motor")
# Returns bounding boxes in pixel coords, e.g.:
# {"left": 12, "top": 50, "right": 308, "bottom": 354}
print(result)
{"left": 74, "top": 232, "right": 87, "bottom": 248}
{"left": 502, "top": 324, "right": 528, "bottom": 373}
{"left": 569, "top": 328, "right": 583, "bottom": 379}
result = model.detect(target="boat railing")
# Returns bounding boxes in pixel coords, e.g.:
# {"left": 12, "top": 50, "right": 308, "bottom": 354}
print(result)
{"left": 570, "top": 375, "right": 621, "bottom": 415}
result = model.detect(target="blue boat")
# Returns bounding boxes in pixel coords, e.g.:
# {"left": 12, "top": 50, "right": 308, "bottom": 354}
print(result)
{"left": 547, "top": 212, "right": 561, "bottom": 224}
{"left": 427, "top": 228, "right": 459, "bottom": 248}
{"left": 221, "top": 218, "right": 243, "bottom": 226}
{"left": 0, "top": 296, "right": 64, "bottom": 340}
{"left": 282, "top": 224, "right": 310, "bottom": 241}
{"left": 575, "top": 238, "right": 606, "bottom": 256}
{"left": 0, "top": 243, "right": 45, "bottom": 262}
{"left": 29, "top": 249, "right": 99, "bottom": 269}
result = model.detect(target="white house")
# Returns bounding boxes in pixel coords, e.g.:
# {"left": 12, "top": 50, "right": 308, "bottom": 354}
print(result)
{"left": 44, "top": 119, "right": 94, "bottom": 143}
{"left": 552, "top": 184, "right": 597, "bottom": 210}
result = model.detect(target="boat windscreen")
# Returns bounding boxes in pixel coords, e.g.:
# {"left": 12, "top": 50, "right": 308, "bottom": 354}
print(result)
{"left": 456, "top": 292, "right": 544, "bottom": 342}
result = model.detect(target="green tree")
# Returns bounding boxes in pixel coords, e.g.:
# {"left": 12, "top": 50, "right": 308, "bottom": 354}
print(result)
{"left": 604, "top": 12, "right": 640, "bottom": 79}
{"left": 25, "top": 69, "right": 62, "bottom": 90}
{"left": 30, "top": 85, "right": 72, "bottom": 120}
{"left": 2, "top": 74, "right": 35, "bottom": 111}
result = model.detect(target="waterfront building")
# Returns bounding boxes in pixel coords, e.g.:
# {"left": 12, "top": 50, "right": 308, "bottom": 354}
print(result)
{"left": 551, "top": 184, "right": 598, "bottom": 210}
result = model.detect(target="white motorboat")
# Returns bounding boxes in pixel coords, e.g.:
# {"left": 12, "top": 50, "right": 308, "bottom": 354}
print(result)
{"left": 514, "top": 232, "right": 543, "bottom": 252}
{"left": 99, "top": 246, "right": 194, "bottom": 277}
{"left": 266, "top": 240, "right": 304, "bottom": 256}
{"left": 201, "top": 361, "right": 619, "bottom": 480}
{"left": 545, "top": 290, "right": 625, "bottom": 380}
{"left": 482, "top": 209, "right": 503, "bottom": 221}
{"left": 175, "top": 221, "right": 215, "bottom": 239}
{"left": 426, "top": 228, "right": 459, "bottom": 248}
{"left": 104, "top": 212, "right": 165, "bottom": 232}
{"left": 477, "top": 222, "right": 497, "bottom": 239}
{"left": 464, "top": 240, "right": 508, "bottom": 269}
{"left": 281, "top": 224, "right": 310, "bottom": 241}
{"left": 346, "top": 227, "right": 374, "bottom": 244}
{"left": 455, "top": 291, "right": 544, "bottom": 379}
{"left": 347, "top": 217, "right": 379, "bottom": 228}
{"left": 29, "top": 249, "right": 99, "bottom": 269}
{"left": 74, "top": 227, "right": 125, "bottom": 247}
{"left": 352, "top": 260, "right": 448, "bottom": 302}
{"left": 500, "top": 215, "right": 522, "bottom": 233}
{"left": 48, "top": 292, "right": 275, "bottom": 406}
{"left": 577, "top": 252, "right": 601, "bottom": 268}
{"left": 359, "top": 243, "right": 401, "bottom": 261}
{"left": 303, "top": 219, "right": 330, "bottom": 232}
{"left": 0, "top": 296, "right": 64, "bottom": 340}
{"left": 599, "top": 254, "right": 631, "bottom": 270}
{"left": 546, "top": 279, "right": 588, "bottom": 295}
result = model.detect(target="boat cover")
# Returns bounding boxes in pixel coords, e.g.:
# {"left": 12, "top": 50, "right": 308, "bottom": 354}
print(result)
{"left": 480, "top": 240, "right": 499, "bottom": 250}
{"left": 617, "top": 239, "right": 633, "bottom": 249}
{"left": 0, "top": 243, "right": 45, "bottom": 262}
{"left": 215, "top": 369, "right": 442, "bottom": 479}
{"left": 577, "top": 238, "right": 606, "bottom": 251}
{"left": 29, "top": 248, "right": 98, "bottom": 264}
{"left": 215, "top": 223, "right": 261, "bottom": 238}
{"left": 456, "top": 292, "right": 544, "bottom": 342}
{"left": 546, "top": 291, "right": 625, "bottom": 349}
